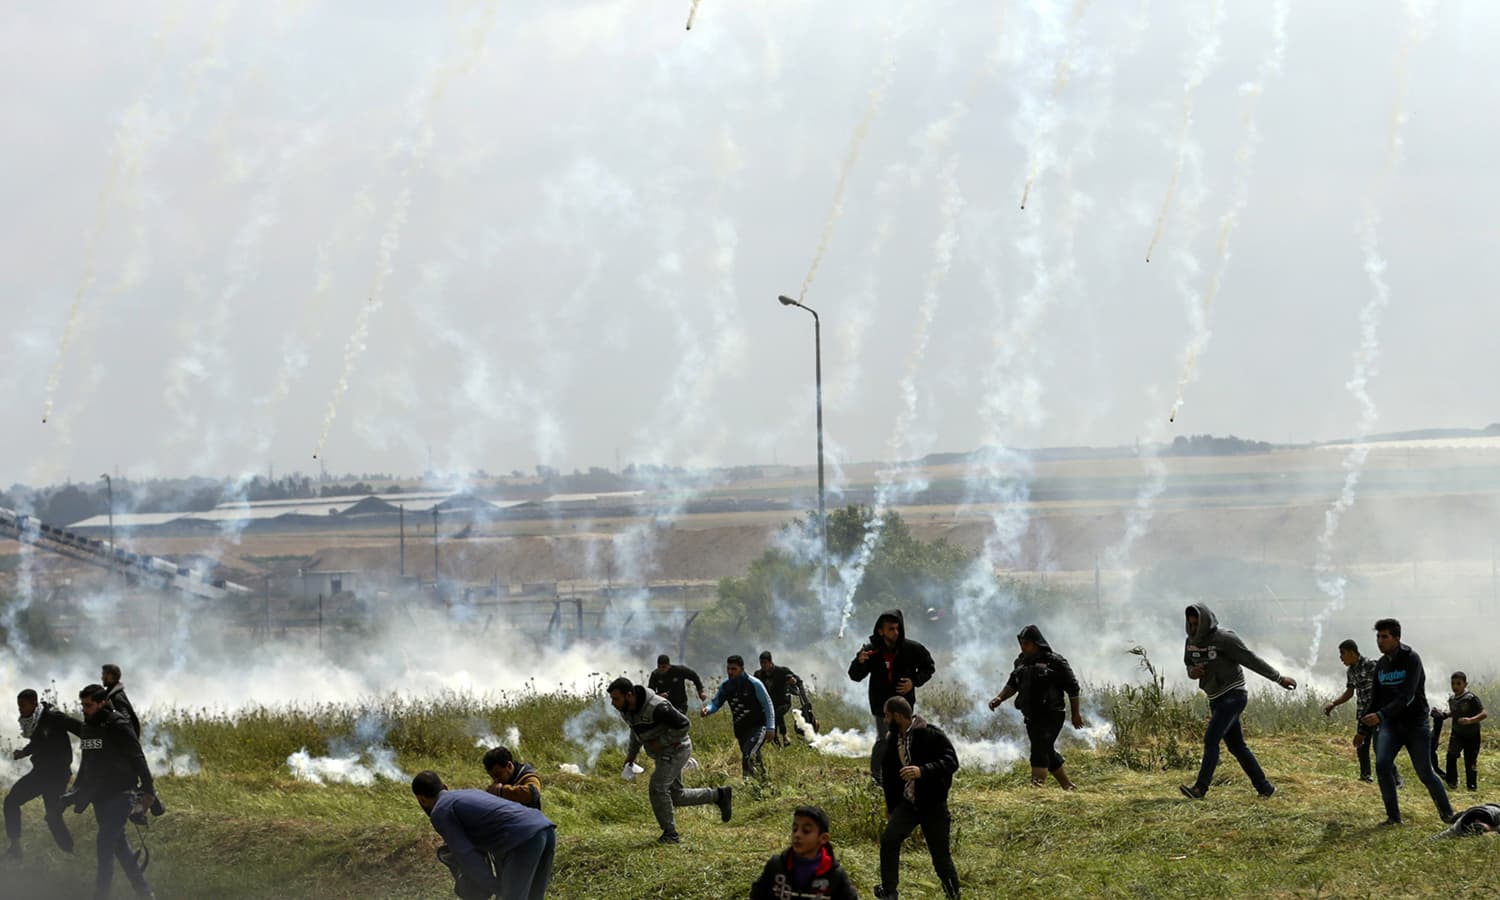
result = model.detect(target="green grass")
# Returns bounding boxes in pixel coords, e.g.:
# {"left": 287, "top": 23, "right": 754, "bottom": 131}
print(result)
{"left": 6, "top": 688, "right": 1500, "bottom": 898}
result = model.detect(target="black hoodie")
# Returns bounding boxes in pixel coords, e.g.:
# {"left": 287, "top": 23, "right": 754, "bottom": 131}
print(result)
{"left": 105, "top": 683, "right": 141, "bottom": 738}
{"left": 15, "top": 702, "right": 82, "bottom": 779}
{"left": 847, "top": 609, "right": 936, "bottom": 716}
{"left": 1371, "top": 641, "right": 1430, "bottom": 729}
{"left": 1004, "top": 625, "right": 1081, "bottom": 718}
{"left": 880, "top": 714, "right": 959, "bottom": 817}
{"left": 750, "top": 844, "right": 859, "bottom": 900}
{"left": 72, "top": 707, "right": 154, "bottom": 809}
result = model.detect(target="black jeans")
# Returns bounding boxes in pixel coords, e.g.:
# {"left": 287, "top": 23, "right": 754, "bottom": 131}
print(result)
{"left": 879, "top": 801, "right": 959, "bottom": 899}
{"left": 1025, "top": 712, "right": 1066, "bottom": 771}
{"left": 3, "top": 769, "right": 73, "bottom": 853}
{"left": 773, "top": 705, "right": 790, "bottom": 739}
{"left": 734, "top": 722, "right": 767, "bottom": 779}
{"left": 1192, "top": 689, "right": 1270, "bottom": 795}
{"left": 1446, "top": 731, "right": 1481, "bottom": 790}
{"left": 1356, "top": 728, "right": 1373, "bottom": 779}
{"left": 93, "top": 791, "right": 151, "bottom": 899}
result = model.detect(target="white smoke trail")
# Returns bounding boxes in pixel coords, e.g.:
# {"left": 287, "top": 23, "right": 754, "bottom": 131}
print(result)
{"left": 1306, "top": 0, "right": 1435, "bottom": 667}
{"left": 1167, "top": 0, "right": 1290, "bottom": 423}
{"left": 1143, "top": 0, "right": 1226, "bottom": 264}
{"left": 1018, "top": 0, "right": 1093, "bottom": 210}
{"left": 685, "top": 0, "right": 703, "bottom": 31}
{"left": 287, "top": 746, "right": 405, "bottom": 786}
{"left": 835, "top": 159, "right": 963, "bottom": 637}
{"left": 796, "top": 12, "right": 902, "bottom": 303}
{"left": 312, "top": 0, "right": 501, "bottom": 460}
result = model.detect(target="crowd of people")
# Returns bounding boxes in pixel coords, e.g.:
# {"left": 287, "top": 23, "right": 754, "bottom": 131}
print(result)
{"left": 6, "top": 665, "right": 160, "bottom": 899}
{"left": 6, "top": 609, "right": 1493, "bottom": 899}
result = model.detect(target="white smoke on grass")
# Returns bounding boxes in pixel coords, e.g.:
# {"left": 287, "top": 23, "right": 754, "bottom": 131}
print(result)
{"left": 562, "top": 696, "right": 627, "bottom": 773}
{"left": 287, "top": 712, "right": 407, "bottom": 787}
{"left": 557, "top": 763, "right": 583, "bottom": 775}
{"left": 1143, "top": 0, "right": 1226, "bottom": 263}
{"left": 1167, "top": 0, "right": 1291, "bottom": 423}
{"left": 472, "top": 724, "right": 521, "bottom": 751}
{"left": 142, "top": 724, "right": 203, "bottom": 777}
{"left": 1306, "top": 0, "right": 1435, "bottom": 667}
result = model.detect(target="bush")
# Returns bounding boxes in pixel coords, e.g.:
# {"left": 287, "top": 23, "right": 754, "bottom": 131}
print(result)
{"left": 1099, "top": 646, "right": 1201, "bottom": 771}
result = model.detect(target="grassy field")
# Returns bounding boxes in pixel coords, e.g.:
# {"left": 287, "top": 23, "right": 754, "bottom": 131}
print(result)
{"left": 5, "top": 683, "right": 1500, "bottom": 899}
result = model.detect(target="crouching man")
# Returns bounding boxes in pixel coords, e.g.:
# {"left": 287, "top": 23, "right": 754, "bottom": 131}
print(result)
{"left": 482, "top": 746, "right": 542, "bottom": 810}
{"left": 411, "top": 770, "right": 555, "bottom": 900}
{"left": 609, "top": 677, "right": 732, "bottom": 844}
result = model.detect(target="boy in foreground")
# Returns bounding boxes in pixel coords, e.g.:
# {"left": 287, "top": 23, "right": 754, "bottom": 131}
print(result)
{"left": 750, "top": 805, "right": 858, "bottom": 900}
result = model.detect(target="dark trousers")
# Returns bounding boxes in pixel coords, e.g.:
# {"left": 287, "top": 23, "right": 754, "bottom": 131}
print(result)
{"left": 1446, "top": 731, "right": 1482, "bottom": 790}
{"left": 497, "top": 826, "right": 556, "bottom": 900}
{"left": 773, "top": 705, "right": 790, "bottom": 739}
{"left": 1192, "top": 689, "right": 1270, "bottom": 795}
{"left": 1356, "top": 729, "right": 1373, "bottom": 779}
{"left": 879, "top": 801, "right": 959, "bottom": 899}
{"left": 735, "top": 722, "right": 767, "bottom": 779}
{"left": 1376, "top": 720, "right": 1453, "bottom": 823}
{"left": 3, "top": 769, "right": 73, "bottom": 853}
{"left": 93, "top": 792, "right": 150, "bottom": 899}
{"left": 1025, "top": 712, "right": 1066, "bottom": 771}
{"left": 871, "top": 716, "right": 888, "bottom": 784}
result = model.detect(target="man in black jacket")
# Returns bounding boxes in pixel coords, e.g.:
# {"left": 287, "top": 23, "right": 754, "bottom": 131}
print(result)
{"left": 875, "top": 696, "right": 959, "bottom": 900}
{"left": 1360, "top": 618, "right": 1454, "bottom": 826}
{"left": 757, "top": 651, "right": 802, "bottom": 747}
{"left": 5, "top": 689, "right": 81, "bottom": 858}
{"left": 848, "top": 609, "right": 935, "bottom": 784}
{"left": 648, "top": 654, "right": 706, "bottom": 714}
{"left": 101, "top": 665, "right": 141, "bottom": 739}
{"left": 988, "top": 624, "right": 1083, "bottom": 789}
{"left": 70, "top": 683, "right": 156, "bottom": 898}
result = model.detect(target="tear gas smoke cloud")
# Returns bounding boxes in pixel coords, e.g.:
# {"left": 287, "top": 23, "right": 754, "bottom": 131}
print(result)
{"left": 1167, "top": 0, "right": 1290, "bottom": 424}
{"left": 287, "top": 745, "right": 404, "bottom": 787}
{"left": 795, "top": 11, "right": 902, "bottom": 304}
{"left": 1143, "top": 0, "right": 1225, "bottom": 264}
{"left": 1306, "top": 1, "right": 1433, "bottom": 668}
{"left": 313, "top": 1, "right": 501, "bottom": 461}
{"left": 562, "top": 696, "right": 627, "bottom": 772}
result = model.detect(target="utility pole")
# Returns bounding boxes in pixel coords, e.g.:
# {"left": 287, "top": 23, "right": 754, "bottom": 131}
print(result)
{"left": 399, "top": 504, "right": 406, "bottom": 577}
{"left": 432, "top": 507, "right": 440, "bottom": 583}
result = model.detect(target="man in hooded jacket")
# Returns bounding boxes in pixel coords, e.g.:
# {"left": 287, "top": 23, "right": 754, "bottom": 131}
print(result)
{"left": 875, "top": 696, "right": 960, "bottom": 900}
{"left": 988, "top": 625, "right": 1083, "bottom": 789}
{"left": 70, "top": 683, "right": 156, "bottom": 899}
{"left": 1179, "top": 603, "right": 1296, "bottom": 800}
{"left": 5, "top": 689, "right": 82, "bottom": 858}
{"left": 100, "top": 665, "right": 140, "bottom": 740}
{"left": 848, "top": 609, "right": 935, "bottom": 785}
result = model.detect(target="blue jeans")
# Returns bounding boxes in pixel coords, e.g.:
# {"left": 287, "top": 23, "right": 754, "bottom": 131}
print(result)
{"left": 1376, "top": 720, "right": 1453, "bottom": 823}
{"left": 1192, "top": 689, "right": 1270, "bottom": 795}
{"left": 497, "top": 825, "right": 555, "bottom": 900}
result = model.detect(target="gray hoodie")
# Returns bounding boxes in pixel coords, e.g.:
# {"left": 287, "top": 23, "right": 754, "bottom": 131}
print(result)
{"left": 1183, "top": 603, "right": 1282, "bottom": 700}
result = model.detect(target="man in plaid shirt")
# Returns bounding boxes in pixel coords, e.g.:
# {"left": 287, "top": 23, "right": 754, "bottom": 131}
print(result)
{"left": 1324, "top": 639, "right": 1379, "bottom": 781}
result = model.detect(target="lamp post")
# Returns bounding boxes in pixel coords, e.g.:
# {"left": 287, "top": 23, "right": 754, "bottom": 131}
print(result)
{"left": 432, "top": 507, "right": 440, "bottom": 585}
{"left": 777, "top": 295, "right": 829, "bottom": 609}
{"left": 99, "top": 473, "right": 115, "bottom": 574}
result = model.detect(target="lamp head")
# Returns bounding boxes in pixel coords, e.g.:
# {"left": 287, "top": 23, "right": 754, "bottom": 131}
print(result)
{"left": 778, "top": 295, "right": 797, "bottom": 307}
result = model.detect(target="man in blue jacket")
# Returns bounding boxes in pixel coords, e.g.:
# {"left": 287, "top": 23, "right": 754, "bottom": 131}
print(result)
{"left": 411, "top": 770, "right": 556, "bottom": 900}
{"left": 1360, "top": 618, "right": 1455, "bottom": 826}
{"left": 702, "top": 655, "right": 776, "bottom": 780}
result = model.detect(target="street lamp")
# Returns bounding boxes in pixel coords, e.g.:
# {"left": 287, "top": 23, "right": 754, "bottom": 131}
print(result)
{"left": 432, "top": 507, "right": 440, "bottom": 584}
{"left": 99, "top": 474, "right": 115, "bottom": 575}
{"left": 777, "top": 295, "right": 829, "bottom": 609}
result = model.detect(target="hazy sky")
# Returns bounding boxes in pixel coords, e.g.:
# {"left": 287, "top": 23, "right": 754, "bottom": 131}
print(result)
{"left": 3, "top": 0, "right": 1498, "bottom": 487}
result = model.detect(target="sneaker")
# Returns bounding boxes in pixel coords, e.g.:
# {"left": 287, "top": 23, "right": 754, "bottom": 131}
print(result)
{"left": 873, "top": 887, "right": 898, "bottom": 899}
{"left": 1257, "top": 784, "right": 1277, "bottom": 799}
{"left": 1441, "top": 811, "right": 1459, "bottom": 825}
{"left": 657, "top": 832, "right": 681, "bottom": 844}
{"left": 716, "top": 786, "right": 733, "bottom": 823}
{"left": 1359, "top": 775, "right": 1374, "bottom": 783}
{"left": 1178, "top": 785, "right": 1205, "bottom": 800}
{"left": 1377, "top": 818, "right": 1403, "bottom": 827}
